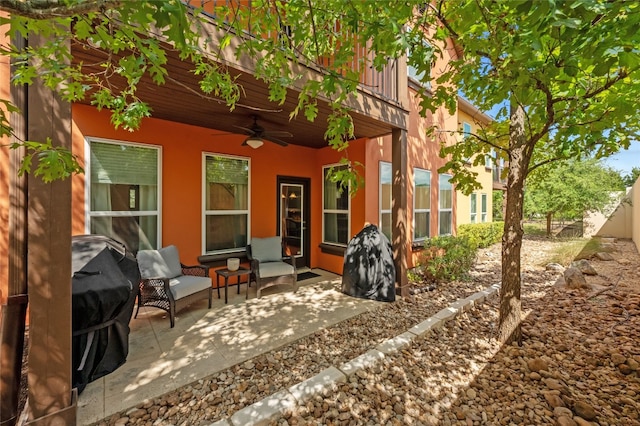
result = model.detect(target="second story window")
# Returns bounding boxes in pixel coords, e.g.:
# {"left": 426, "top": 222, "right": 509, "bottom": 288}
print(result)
{"left": 407, "top": 35, "right": 433, "bottom": 89}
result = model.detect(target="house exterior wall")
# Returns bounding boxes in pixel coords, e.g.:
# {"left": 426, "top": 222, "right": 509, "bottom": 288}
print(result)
{"left": 364, "top": 89, "right": 455, "bottom": 269}
{"left": 633, "top": 179, "right": 640, "bottom": 252}
{"left": 71, "top": 104, "right": 369, "bottom": 275}
{"left": 456, "top": 107, "right": 493, "bottom": 227}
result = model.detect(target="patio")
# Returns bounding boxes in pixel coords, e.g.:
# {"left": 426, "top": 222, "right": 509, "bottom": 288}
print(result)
{"left": 77, "top": 269, "right": 382, "bottom": 424}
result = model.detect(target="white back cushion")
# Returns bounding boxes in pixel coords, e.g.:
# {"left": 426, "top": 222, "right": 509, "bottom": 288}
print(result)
{"left": 160, "top": 245, "right": 182, "bottom": 278}
{"left": 251, "top": 237, "right": 282, "bottom": 263}
{"left": 137, "top": 245, "right": 182, "bottom": 279}
{"left": 137, "top": 249, "right": 171, "bottom": 279}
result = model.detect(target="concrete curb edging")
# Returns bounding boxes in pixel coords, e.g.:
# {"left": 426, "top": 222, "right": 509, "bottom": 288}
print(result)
{"left": 216, "top": 283, "right": 501, "bottom": 426}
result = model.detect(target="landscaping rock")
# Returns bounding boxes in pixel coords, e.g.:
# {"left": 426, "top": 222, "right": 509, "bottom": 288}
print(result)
{"left": 564, "top": 267, "right": 590, "bottom": 289}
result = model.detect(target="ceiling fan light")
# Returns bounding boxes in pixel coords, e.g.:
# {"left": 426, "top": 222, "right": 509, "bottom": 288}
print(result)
{"left": 245, "top": 137, "right": 264, "bottom": 149}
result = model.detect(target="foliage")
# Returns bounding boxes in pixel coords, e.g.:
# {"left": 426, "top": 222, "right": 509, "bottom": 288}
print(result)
{"left": 543, "top": 238, "right": 603, "bottom": 266}
{"left": 524, "top": 159, "right": 625, "bottom": 222}
{"left": 523, "top": 222, "right": 548, "bottom": 237}
{"left": 458, "top": 221, "right": 503, "bottom": 249}
{"left": 0, "top": 0, "right": 435, "bottom": 182}
{"left": 3, "top": 0, "right": 640, "bottom": 344}
{"left": 422, "top": 0, "right": 640, "bottom": 342}
{"left": 492, "top": 190, "right": 504, "bottom": 221}
{"left": 623, "top": 167, "right": 640, "bottom": 187}
{"left": 418, "top": 235, "right": 476, "bottom": 283}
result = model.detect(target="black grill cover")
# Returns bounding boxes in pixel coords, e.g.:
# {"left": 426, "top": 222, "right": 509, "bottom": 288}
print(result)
{"left": 71, "top": 235, "right": 139, "bottom": 394}
{"left": 341, "top": 224, "right": 396, "bottom": 302}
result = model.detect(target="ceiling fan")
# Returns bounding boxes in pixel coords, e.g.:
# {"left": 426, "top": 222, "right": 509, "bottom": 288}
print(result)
{"left": 234, "top": 115, "right": 293, "bottom": 148}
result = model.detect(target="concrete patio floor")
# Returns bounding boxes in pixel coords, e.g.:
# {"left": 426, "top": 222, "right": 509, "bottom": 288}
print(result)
{"left": 77, "top": 269, "right": 383, "bottom": 425}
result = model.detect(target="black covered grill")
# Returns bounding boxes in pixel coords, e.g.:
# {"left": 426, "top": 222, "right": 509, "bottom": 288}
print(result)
{"left": 71, "top": 235, "right": 139, "bottom": 394}
{"left": 341, "top": 224, "right": 396, "bottom": 302}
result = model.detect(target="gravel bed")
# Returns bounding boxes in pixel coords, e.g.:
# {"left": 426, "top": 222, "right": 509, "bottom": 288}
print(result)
{"left": 97, "top": 237, "right": 640, "bottom": 426}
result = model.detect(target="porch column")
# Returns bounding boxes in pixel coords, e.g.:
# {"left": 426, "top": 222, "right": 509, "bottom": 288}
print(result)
{"left": 0, "top": 34, "right": 28, "bottom": 426}
{"left": 391, "top": 127, "right": 409, "bottom": 297}
{"left": 24, "top": 32, "right": 76, "bottom": 425}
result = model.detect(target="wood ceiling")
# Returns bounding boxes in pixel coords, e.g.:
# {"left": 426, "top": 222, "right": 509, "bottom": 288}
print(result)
{"left": 71, "top": 42, "right": 405, "bottom": 149}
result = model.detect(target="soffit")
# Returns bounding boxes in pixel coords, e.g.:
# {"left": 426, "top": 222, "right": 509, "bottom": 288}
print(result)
{"left": 71, "top": 44, "right": 406, "bottom": 149}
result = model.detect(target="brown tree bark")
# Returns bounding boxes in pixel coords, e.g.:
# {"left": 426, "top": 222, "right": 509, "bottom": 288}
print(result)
{"left": 546, "top": 212, "right": 552, "bottom": 237}
{"left": 498, "top": 102, "right": 534, "bottom": 344}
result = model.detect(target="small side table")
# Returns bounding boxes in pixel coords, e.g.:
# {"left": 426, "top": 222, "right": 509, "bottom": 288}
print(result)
{"left": 215, "top": 267, "right": 252, "bottom": 304}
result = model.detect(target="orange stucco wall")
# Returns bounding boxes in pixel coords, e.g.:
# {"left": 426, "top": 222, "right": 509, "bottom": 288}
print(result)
{"left": 364, "top": 91, "right": 455, "bottom": 269}
{"left": 71, "top": 104, "right": 367, "bottom": 274}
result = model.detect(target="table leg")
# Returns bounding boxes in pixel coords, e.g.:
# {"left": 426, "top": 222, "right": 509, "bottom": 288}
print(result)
{"left": 237, "top": 276, "right": 241, "bottom": 294}
{"left": 216, "top": 275, "right": 221, "bottom": 299}
{"left": 246, "top": 274, "right": 249, "bottom": 300}
{"left": 224, "top": 276, "right": 229, "bottom": 304}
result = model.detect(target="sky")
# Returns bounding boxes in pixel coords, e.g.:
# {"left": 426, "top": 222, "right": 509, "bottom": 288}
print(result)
{"left": 601, "top": 140, "right": 640, "bottom": 176}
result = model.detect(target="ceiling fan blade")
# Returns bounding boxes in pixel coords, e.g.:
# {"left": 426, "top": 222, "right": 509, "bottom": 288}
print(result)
{"left": 264, "top": 137, "right": 289, "bottom": 147}
{"left": 264, "top": 130, "right": 293, "bottom": 138}
{"left": 233, "top": 125, "right": 257, "bottom": 135}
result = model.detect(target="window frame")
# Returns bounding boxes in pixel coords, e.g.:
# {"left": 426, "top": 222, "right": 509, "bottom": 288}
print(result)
{"left": 462, "top": 122, "right": 472, "bottom": 139}
{"left": 481, "top": 193, "right": 488, "bottom": 223}
{"left": 379, "top": 161, "right": 392, "bottom": 241}
{"left": 202, "top": 152, "right": 251, "bottom": 255}
{"left": 85, "top": 137, "right": 162, "bottom": 250}
{"left": 413, "top": 167, "right": 431, "bottom": 242}
{"left": 470, "top": 192, "right": 477, "bottom": 223}
{"left": 406, "top": 31, "right": 433, "bottom": 89}
{"left": 322, "top": 163, "right": 350, "bottom": 247}
{"left": 438, "top": 173, "right": 453, "bottom": 236}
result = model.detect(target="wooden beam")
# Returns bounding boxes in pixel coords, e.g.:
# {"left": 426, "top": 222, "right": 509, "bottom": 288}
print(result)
{"left": 0, "top": 33, "right": 29, "bottom": 426}
{"left": 24, "top": 33, "right": 76, "bottom": 425}
{"left": 391, "top": 128, "right": 409, "bottom": 297}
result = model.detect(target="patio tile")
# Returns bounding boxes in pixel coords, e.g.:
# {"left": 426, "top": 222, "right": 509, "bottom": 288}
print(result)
{"left": 78, "top": 269, "right": 373, "bottom": 423}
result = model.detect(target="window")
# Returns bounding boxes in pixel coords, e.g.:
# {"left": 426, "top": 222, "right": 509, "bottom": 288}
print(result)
{"left": 439, "top": 174, "right": 453, "bottom": 235}
{"left": 407, "top": 39, "right": 432, "bottom": 88}
{"left": 323, "top": 164, "right": 350, "bottom": 245}
{"left": 470, "top": 193, "right": 477, "bottom": 223}
{"left": 462, "top": 122, "right": 472, "bottom": 139}
{"left": 203, "top": 154, "right": 249, "bottom": 254}
{"left": 413, "top": 168, "right": 431, "bottom": 241}
{"left": 88, "top": 139, "right": 160, "bottom": 253}
{"left": 486, "top": 149, "right": 496, "bottom": 169}
{"left": 380, "top": 162, "right": 392, "bottom": 240}
{"left": 481, "top": 193, "right": 488, "bottom": 223}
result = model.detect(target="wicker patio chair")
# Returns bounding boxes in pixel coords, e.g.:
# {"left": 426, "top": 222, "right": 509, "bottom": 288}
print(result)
{"left": 135, "top": 245, "right": 212, "bottom": 328}
{"left": 247, "top": 236, "right": 298, "bottom": 298}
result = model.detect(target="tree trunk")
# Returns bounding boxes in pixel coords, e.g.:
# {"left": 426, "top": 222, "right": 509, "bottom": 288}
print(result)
{"left": 498, "top": 102, "right": 534, "bottom": 344}
{"left": 546, "top": 212, "right": 552, "bottom": 237}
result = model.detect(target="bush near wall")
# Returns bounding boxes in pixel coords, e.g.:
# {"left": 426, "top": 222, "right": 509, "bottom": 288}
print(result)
{"left": 418, "top": 235, "right": 476, "bottom": 283}
{"left": 458, "top": 221, "right": 504, "bottom": 249}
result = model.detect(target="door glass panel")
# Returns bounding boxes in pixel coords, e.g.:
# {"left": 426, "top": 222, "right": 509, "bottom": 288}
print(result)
{"left": 281, "top": 184, "right": 303, "bottom": 257}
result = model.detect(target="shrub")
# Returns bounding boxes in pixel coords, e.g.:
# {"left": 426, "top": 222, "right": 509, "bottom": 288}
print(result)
{"left": 418, "top": 235, "right": 477, "bottom": 282}
{"left": 458, "top": 221, "right": 504, "bottom": 249}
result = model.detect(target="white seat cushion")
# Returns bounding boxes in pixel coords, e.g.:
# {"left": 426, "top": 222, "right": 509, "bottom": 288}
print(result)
{"left": 169, "top": 275, "right": 212, "bottom": 300}
{"left": 258, "top": 261, "right": 294, "bottom": 278}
